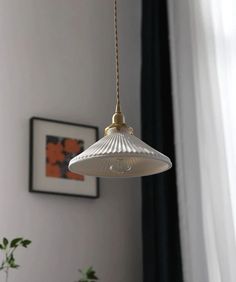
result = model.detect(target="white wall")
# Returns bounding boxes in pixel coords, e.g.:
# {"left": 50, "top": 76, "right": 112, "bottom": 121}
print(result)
{"left": 0, "top": 1, "right": 142, "bottom": 282}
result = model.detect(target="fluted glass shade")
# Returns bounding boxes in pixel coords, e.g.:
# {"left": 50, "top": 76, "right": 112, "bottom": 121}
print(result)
{"left": 68, "top": 0, "right": 172, "bottom": 178}
{"left": 69, "top": 128, "right": 172, "bottom": 178}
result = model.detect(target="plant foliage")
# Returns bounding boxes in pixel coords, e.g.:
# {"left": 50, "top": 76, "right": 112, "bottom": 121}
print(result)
{"left": 0, "top": 237, "right": 31, "bottom": 282}
{"left": 77, "top": 266, "right": 99, "bottom": 282}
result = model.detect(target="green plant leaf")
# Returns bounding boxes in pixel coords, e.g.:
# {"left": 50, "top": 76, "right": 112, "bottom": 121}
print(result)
{"left": 10, "top": 263, "right": 19, "bottom": 269}
{"left": 7, "top": 254, "right": 15, "bottom": 264}
{"left": 3, "top": 238, "right": 8, "bottom": 247}
{"left": 0, "top": 244, "right": 3, "bottom": 249}
{"left": 10, "top": 238, "right": 23, "bottom": 248}
{"left": 86, "top": 267, "right": 98, "bottom": 280}
{"left": 78, "top": 266, "right": 98, "bottom": 281}
{"left": 22, "top": 240, "right": 31, "bottom": 248}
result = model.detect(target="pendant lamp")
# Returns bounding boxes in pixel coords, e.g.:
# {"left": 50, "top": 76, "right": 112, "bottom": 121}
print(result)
{"left": 69, "top": 0, "right": 172, "bottom": 178}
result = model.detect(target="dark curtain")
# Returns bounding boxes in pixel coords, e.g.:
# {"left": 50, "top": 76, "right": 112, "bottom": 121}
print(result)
{"left": 141, "top": 0, "right": 184, "bottom": 282}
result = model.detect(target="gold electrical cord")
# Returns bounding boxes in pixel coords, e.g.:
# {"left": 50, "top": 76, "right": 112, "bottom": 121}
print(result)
{"left": 104, "top": 0, "right": 133, "bottom": 135}
{"left": 114, "top": 0, "right": 121, "bottom": 113}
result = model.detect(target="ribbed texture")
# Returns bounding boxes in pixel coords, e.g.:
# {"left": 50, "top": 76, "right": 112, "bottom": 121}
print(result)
{"left": 74, "top": 132, "right": 166, "bottom": 158}
{"left": 69, "top": 132, "right": 172, "bottom": 178}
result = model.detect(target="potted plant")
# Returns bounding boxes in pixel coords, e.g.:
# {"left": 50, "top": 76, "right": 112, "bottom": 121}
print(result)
{"left": 0, "top": 237, "right": 31, "bottom": 282}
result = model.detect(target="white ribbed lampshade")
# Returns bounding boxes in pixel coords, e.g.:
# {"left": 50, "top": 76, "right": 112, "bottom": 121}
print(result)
{"left": 69, "top": 128, "right": 172, "bottom": 178}
{"left": 68, "top": 0, "right": 172, "bottom": 178}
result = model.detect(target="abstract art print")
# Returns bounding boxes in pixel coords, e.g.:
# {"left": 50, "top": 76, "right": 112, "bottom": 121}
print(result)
{"left": 46, "top": 135, "right": 85, "bottom": 181}
{"left": 29, "top": 117, "right": 99, "bottom": 198}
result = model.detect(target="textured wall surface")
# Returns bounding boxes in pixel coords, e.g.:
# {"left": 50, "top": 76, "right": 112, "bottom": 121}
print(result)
{"left": 0, "top": 1, "right": 142, "bottom": 281}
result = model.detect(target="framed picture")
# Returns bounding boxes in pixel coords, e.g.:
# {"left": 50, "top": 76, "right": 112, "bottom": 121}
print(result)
{"left": 29, "top": 117, "right": 99, "bottom": 198}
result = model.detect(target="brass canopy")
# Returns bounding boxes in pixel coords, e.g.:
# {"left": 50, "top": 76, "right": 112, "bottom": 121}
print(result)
{"left": 104, "top": 109, "right": 133, "bottom": 136}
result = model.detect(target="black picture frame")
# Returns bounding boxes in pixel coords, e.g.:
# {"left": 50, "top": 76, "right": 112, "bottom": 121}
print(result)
{"left": 29, "top": 117, "right": 99, "bottom": 199}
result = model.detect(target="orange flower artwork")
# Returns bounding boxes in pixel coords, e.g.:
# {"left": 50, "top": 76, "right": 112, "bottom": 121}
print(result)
{"left": 66, "top": 171, "right": 85, "bottom": 181}
{"left": 46, "top": 163, "right": 61, "bottom": 178}
{"left": 64, "top": 139, "right": 81, "bottom": 153}
{"left": 45, "top": 135, "right": 84, "bottom": 181}
{"left": 46, "top": 143, "right": 64, "bottom": 164}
